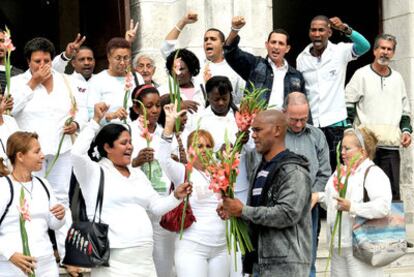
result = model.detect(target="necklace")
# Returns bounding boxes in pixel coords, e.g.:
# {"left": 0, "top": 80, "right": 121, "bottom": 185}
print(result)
{"left": 12, "top": 174, "right": 34, "bottom": 199}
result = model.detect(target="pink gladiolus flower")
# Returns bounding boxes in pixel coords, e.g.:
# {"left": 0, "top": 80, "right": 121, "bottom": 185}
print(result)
{"left": 235, "top": 111, "right": 255, "bottom": 132}
{"left": 174, "top": 58, "right": 182, "bottom": 76}
{"left": 17, "top": 199, "right": 31, "bottom": 221}
{"left": 140, "top": 127, "right": 153, "bottom": 142}
{"left": 3, "top": 31, "right": 15, "bottom": 52}
{"left": 124, "top": 71, "right": 133, "bottom": 91}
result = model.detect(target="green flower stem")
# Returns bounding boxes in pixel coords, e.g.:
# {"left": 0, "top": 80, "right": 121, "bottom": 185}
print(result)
{"left": 45, "top": 133, "right": 66, "bottom": 178}
{"left": 19, "top": 188, "right": 35, "bottom": 277}
{"left": 179, "top": 195, "right": 189, "bottom": 240}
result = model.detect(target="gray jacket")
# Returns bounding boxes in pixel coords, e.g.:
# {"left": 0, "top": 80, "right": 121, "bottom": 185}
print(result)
{"left": 242, "top": 150, "right": 312, "bottom": 276}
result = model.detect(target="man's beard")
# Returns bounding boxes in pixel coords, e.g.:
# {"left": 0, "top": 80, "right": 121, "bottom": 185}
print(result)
{"left": 378, "top": 56, "right": 390, "bottom": 66}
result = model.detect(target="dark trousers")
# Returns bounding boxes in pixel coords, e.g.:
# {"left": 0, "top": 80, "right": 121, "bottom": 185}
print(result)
{"left": 320, "top": 126, "right": 345, "bottom": 173}
{"left": 374, "top": 148, "right": 401, "bottom": 201}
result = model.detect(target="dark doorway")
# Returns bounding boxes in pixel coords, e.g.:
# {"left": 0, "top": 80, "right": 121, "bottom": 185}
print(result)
{"left": 273, "top": 0, "right": 382, "bottom": 82}
{"left": 0, "top": 0, "right": 130, "bottom": 72}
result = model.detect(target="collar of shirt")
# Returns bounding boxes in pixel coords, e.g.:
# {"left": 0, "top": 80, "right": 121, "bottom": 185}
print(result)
{"left": 261, "top": 149, "right": 289, "bottom": 169}
{"left": 304, "top": 40, "right": 334, "bottom": 59}
{"left": 267, "top": 58, "right": 288, "bottom": 71}
{"left": 287, "top": 124, "right": 311, "bottom": 135}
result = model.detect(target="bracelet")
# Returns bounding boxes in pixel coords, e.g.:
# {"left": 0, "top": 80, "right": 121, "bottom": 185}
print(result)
{"left": 175, "top": 25, "right": 182, "bottom": 32}
{"left": 61, "top": 52, "right": 71, "bottom": 61}
{"left": 161, "top": 132, "right": 173, "bottom": 142}
{"left": 231, "top": 26, "right": 241, "bottom": 32}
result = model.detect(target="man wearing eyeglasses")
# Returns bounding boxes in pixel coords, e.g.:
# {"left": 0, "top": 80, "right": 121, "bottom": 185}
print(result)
{"left": 88, "top": 37, "right": 144, "bottom": 123}
{"left": 283, "top": 92, "right": 331, "bottom": 277}
{"left": 345, "top": 34, "right": 412, "bottom": 202}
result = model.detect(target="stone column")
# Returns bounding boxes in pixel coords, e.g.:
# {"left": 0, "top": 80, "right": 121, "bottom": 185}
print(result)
{"left": 129, "top": 0, "right": 272, "bottom": 84}
{"left": 382, "top": 0, "right": 414, "bottom": 223}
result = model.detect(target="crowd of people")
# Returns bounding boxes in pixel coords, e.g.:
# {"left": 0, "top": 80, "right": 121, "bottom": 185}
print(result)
{"left": 0, "top": 10, "right": 410, "bottom": 277}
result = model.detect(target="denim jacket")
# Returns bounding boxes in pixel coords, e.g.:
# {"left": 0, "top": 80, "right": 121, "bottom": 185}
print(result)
{"left": 224, "top": 35, "right": 306, "bottom": 103}
{"left": 242, "top": 150, "right": 312, "bottom": 276}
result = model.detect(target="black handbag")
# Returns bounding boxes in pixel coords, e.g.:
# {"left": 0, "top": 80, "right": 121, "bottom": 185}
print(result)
{"left": 62, "top": 167, "right": 110, "bottom": 267}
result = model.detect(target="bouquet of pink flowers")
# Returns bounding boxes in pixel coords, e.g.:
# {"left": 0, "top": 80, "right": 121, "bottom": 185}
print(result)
{"left": 17, "top": 188, "right": 35, "bottom": 277}
{"left": 200, "top": 131, "right": 253, "bottom": 271}
{"left": 325, "top": 143, "right": 360, "bottom": 271}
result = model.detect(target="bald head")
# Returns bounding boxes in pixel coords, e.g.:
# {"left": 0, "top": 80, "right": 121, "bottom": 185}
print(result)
{"left": 283, "top": 92, "right": 309, "bottom": 109}
{"left": 256, "top": 110, "right": 287, "bottom": 134}
{"left": 311, "top": 15, "right": 331, "bottom": 28}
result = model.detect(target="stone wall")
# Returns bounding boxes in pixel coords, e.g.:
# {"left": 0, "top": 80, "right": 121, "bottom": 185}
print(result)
{"left": 382, "top": 0, "right": 414, "bottom": 223}
{"left": 129, "top": 0, "right": 273, "bottom": 85}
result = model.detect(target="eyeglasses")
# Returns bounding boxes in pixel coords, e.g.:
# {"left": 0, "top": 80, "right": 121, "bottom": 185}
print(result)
{"left": 288, "top": 117, "right": 308, "bottom": 124}
{"left": 136, "top": 64, "right": 154, "bottom": 70}
{"left": 112, "top": 55, "right": 131, "bottom": 62}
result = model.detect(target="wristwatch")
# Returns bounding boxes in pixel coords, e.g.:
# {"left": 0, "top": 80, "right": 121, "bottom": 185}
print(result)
{"left": 342, "top": 23, "right": 353, "bottom": 36}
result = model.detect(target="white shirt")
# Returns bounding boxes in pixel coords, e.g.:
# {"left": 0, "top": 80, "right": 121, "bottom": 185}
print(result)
{"left": 88, "top": 70, "right": 144, "bottom": 120}
{"left": 268, "top": 58, "right": 288, "bottom": 110}
{"left": 10, "top": 70, "right": 88, "bottom": 155}
{"left": 71, "top": 120, "right": 181, "bottom": 248}
{"left": 159, "top": 138, "right": 226, "bottom": 247}
{"left": 0, "top": 116, "right": 19, "bottom": 161}
{"left": 161, "top": 40, "right": 245, "bottom": 105}
{"left": 296, "top": 41, "right": 356, "bottom": 127}
{"left": 0, "top": 176, "right": 65, "bottom": 261}
{"left": 195, "top": 107, "right": 254, "bottom": 202}
{"left": 318, "top": 159, "right": 392, "bottom": 248}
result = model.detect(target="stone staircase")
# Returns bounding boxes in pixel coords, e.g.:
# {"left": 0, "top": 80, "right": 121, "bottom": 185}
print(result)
{"left": 316, "top": 220, "right": 414, "bottom": 276}
{"left": 58, "top": 221, "right": 414, "bottom": 276}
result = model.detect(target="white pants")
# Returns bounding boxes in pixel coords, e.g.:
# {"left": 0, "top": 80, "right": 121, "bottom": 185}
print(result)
{"left": 0, "top": 254, "right": 59, "bottom": 277}
{"left": 149, "top": 213, "right": 175, "bottom": 277}
{"left": 36, "top": 150, "right": 73, "bottom": 260}
{"left": 175, "top": 239, "right": 230, "bottom": 277}
{"left": 92, "top": 244, "right": 157, "bottom": 277}
{"left": 331, "top": 247, "right": 384, "bottom": 277}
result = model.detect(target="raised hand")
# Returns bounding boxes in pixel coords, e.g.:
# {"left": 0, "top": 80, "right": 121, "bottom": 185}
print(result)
{"left": 182, "top": 11, "right": 198, "bottom": 25}
{"left": 125, "top": 19, "right": 139, "bottom": 43}
{"left": 65, "top": 33, "right": 86, "bottom": 59}
{"left": 93, "top": 102, "right": 110, "bottom": 123}
{"left": 231, "top": 16, "right": 246, "bottom": 30}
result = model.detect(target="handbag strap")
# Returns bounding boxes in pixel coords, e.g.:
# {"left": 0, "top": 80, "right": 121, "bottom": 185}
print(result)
{"left": 0, "top": 176, "right": 14, "bottom": 226}
{"left": 92, "top": 167, "right": 105, "bottom": 223}
{"left": 362, "top": 165, "right": 375, "bottom": 203}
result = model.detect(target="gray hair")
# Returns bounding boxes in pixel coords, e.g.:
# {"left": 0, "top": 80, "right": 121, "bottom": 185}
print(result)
{"left": 283, "top": 92, "right": 309, "bottom": 110}
{"left": 133, "top": 53, "right": 155, "bottom": 67}
{"left": 374, "top": 33, "right": 397, "bottom": 51}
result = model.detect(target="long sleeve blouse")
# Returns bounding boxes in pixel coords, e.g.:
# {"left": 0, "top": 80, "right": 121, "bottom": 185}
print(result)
{"left": 71, "top": 120, "right": 181, "bottom": 248}
{"left": 0, "top": 176, "right": 65, "bottom": 261}
{"left": 159, "top": 138, "right": 226, "bottom": 247}
{"left": 10, "top": 69, "right": 88, "bottom": 155}
{"left": 319, "top": 158, "right": 392, "bottom": 248}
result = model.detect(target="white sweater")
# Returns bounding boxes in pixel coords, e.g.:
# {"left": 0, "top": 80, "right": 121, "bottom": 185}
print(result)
{"left": 318, "top": 159, "right": 392, "bottom": 248}
{"left": 159, "top": 138, "right": 226, "bottom": 247}
{"left": 0, "top": 176, "right": 65, "bottom": 261}
{"left": 71, "top": 120, "right": 182, "bottom": 248}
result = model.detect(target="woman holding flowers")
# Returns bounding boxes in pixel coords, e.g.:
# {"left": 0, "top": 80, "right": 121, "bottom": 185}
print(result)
{"left": 317, "top": 127, "right": 392, "bottom": 276}
{"left": 129, "top": 84, "right": 176, "bottom": 277}
{"left": 71, "top": 102, "right": 191, "bottom": 277}
{"left": 0, "top": 131, "right": 65, "bottom": 276}
{"left": 9, "top": 37, "right": 88, "bottom": 260}
{"left": 159, "top": 102, "right": 230, "bottom": 277}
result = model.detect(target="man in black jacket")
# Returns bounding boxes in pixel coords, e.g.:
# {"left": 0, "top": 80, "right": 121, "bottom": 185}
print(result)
{"left": 220, "top": 110, "right": 312, "bottom": 276}
{"left": 224, "top": 16, "right": 306, "bottom": 110}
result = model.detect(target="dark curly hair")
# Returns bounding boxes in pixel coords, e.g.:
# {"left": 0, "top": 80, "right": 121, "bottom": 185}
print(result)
{"left": 24, "top": 37, "right": 56, "bottom": 61}
{"left": 166, "top": 48, "right": 200, "bottom": 77}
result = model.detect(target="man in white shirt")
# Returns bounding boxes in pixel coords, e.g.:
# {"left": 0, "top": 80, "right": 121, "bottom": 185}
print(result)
{"left": 296, "top": 15, "right": 370, "bottom": 171}
{"left": 160, "top": 11, "right": 245, "bottom": 105}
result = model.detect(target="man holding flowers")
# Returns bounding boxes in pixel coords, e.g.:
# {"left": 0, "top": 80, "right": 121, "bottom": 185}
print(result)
{"left": 219, "top": 110, "right": 312, "bottom": 276}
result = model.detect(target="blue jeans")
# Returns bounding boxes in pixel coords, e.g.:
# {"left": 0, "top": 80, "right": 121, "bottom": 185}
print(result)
{"left": 310, "top": 204, "right": 320, "bottom": 277}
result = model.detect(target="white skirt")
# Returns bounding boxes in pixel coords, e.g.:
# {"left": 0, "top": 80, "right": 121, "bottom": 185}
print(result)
{"left": 91, "top": 244, "right": 157, "bottom": 277}
{"left": 0, "top": 254, "right": 58, "bottom": 277}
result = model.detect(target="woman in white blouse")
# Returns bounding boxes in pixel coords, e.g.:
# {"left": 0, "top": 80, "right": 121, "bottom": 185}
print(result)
{"left": 0, "top": 131, "right": 65, "bottom": 277}
{"left": 71, "top": 102, "right": 191, "bottom": 277}
{"left": 317, "top": 127, "right": 392, "bottom": 277}
{"left": 159, "top": 103, "right": 229, "bottom": 277}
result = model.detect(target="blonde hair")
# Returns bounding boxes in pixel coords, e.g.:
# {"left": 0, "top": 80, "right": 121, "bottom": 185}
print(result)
{"left": 0, "top": 132, "right": 39, "bottom": 176}
{"left": 187, "top": 129, "right": 215, "bottom": 149}
{"left": 344, "top": 127, "right": 378, "bottom": 160}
